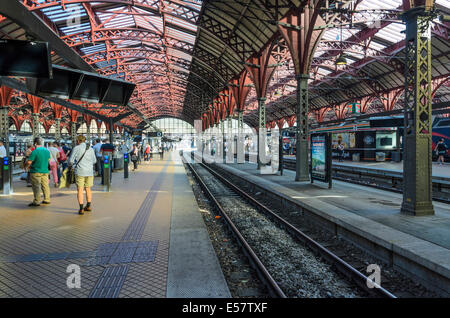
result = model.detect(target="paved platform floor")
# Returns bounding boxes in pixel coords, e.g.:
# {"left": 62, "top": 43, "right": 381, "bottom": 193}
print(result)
{"left": 282, "top": 154, "right": 450, "bottom": 177}
{"left": 0, "top": 151, "right": 230, "bottom": 298}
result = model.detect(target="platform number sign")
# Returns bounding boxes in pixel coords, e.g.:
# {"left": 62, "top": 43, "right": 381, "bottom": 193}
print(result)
{"left": 310, "top": 133, "right": 332, "bottom": 189}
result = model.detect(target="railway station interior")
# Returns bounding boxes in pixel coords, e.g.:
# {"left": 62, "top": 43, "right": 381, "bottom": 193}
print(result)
{"left": 0, "top": 0, "right": 449, "bottom": 304}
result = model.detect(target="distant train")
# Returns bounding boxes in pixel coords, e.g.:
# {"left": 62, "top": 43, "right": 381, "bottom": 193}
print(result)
{"left": 432, "top": 117, "right": 450, "bottom": 160}
{"left": 281, "top": 116, "right": 450, "bottom": 162}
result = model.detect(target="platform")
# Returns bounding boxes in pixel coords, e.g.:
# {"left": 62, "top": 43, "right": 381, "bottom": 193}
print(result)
{"left": 282, "top": 154, "right": 450, "bottom": 178}
{"left": 0, "top": 152, "right": 230, "bottom": 298}
{"left": 213, "top": 160, "right": 450, "bottom": 296}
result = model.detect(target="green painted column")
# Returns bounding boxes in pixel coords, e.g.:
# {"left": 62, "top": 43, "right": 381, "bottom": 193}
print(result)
{"left": 401, "top": 8, "right": 435, "bottom": 216}
{"left": 295, "top": 74, "right": 310, "bottom": 181}
{"left": 257, "top": 97, "right": 266, "bottom": 170}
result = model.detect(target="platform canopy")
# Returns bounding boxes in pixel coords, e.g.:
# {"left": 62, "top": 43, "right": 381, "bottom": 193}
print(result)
{"left": 0, "top": 0, "right": 448, "bottom": 130}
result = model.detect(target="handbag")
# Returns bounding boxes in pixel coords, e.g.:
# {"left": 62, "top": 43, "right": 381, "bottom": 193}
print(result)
{"left": 68, "top": 146, "right": 89, "bottom": 184}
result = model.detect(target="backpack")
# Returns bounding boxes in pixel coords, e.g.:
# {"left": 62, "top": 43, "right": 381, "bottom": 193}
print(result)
{"left": 58, "top": 148, "right": 67, "bottom": 162}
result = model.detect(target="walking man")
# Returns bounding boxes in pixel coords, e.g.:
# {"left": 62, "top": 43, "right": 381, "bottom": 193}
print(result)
{"left": 69, "top": 135, "right": 97, "bottom": 215}
{"left": 25, "top": 137, "right": 51, "bottom": 207}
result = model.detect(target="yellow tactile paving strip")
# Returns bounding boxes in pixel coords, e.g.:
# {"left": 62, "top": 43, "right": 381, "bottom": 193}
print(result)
{"left": 0, "top": 153, "right": 176, "bottom": 298}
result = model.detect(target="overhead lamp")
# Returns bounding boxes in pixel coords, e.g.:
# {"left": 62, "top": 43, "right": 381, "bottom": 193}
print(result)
{"left": 335, "top": 54, "right": 347, "bottom": 66}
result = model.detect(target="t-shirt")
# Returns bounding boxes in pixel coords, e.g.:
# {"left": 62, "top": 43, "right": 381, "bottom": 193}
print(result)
{"left": 100, "top": 143, "right": 115, "bottom": 153}
{"left": 28, "top": 147, "right": 50, "bottom": 174}
{"left": 48, "top": 146, "right": 59, "bottom": 163}
{"left": 93, "top": 142, "right": 103, "bottom": 157}
{"left": 437, "top": 143, "right": 447, "bottom": 152}
{"left": 0, "top": 145, "right": 6, "bottom": 158}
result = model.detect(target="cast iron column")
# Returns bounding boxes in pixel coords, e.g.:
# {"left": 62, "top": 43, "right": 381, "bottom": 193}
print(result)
{"left": 295, "top": 74, "right": 310, "bottom": 181}
{"left": 71, "top": 122, "right": 77, "bottom": 145}
{"left": 109, "top": 118, "right": 114, "bottom": 144}
{"left": 0, "top": 108, "right": 8, "bottom": 149}
{"left": 237, "top": 111, "right": 244, "bottom": 163}
{"left": 228, "top": 116, "right": 233, "bottom": 162}
{"left": 257, "top": 97, "right": 266, "bottom": 170}
{"left": 54, "top": 118, "right": 61, "bottom": 142}
{"left": 86, "top": 122, "right": 91, "bottom": 143}
{"left": 401, "top": 7, "right": 435, "bottom": 216}
{"left": 221, "top": 120, "right": 225, "bottom": 161}
{"left": 32, "top": 113, "right": 40, "bottom": 139}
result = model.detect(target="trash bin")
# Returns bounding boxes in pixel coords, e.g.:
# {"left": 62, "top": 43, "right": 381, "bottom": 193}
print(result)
{"left": 114, "top": 157, "right": 124, "bottom": 170}
{"left": 376, "top": 152, "right": 386, "bottom": 162}
{"left": 352, "top": 153, "right": 360, "bottom": 162}
{"left": 392, "top": 152, "right": 401, "bottom": 162}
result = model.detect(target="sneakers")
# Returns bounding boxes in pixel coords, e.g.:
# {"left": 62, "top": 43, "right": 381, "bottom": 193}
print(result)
{"left": 78, "top": 209, "right": 85, "bottom": 215}
{"left": 28, "top": 202, "right": 40, "bottom": 207}
{"left": 41, "top": 201, "right": 51, "bottom": 205}
{"left": 84, "top": 205, "right": 92, "bottom": 212}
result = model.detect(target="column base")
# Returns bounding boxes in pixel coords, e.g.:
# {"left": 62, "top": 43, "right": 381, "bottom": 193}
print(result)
{"left": 400, "top": 201, "right": 434, "bottom": 216}
{"left": 295, "top": 176, "right": 310, "bottom": 182}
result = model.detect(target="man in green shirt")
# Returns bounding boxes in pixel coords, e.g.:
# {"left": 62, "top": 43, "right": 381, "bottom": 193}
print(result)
{"left": 25, "top": 137, "right": 51, "bottom": 206}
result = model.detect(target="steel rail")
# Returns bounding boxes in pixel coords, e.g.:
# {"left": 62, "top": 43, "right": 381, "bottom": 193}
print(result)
{"left": 181, "top": 155, "right": 287, "bottom": 298}
{"left": 200, "top": 160, "right": 396, "bottom": 298}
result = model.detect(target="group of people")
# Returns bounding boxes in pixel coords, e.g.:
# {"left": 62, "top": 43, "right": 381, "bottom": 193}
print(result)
{"left": 21, "top": 137, "right": 170, "bottom": 214}
{"left": 24, "top": 136, "right": 97, "bottom": 215}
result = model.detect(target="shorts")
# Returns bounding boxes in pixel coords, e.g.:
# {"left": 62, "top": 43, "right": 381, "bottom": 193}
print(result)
{"left": 76, "top": 175, "right": 94, "bottom": 188}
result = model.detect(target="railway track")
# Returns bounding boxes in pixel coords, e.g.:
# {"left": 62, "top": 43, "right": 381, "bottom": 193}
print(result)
{"left": 183, "top": 155, "right": 396, "bottom": 298}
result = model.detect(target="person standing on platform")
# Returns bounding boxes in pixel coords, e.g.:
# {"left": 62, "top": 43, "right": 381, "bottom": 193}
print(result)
{"left": 160, "top": 144, "right": 164, "bottom": 160}
{"left": 144, "top": 143, "right": 150, "bottom": 161}
{"left": 48, "top": 143, "right": 60, "bottom": 187}
{"left": 435, "top": 138, "right": 448, "bottom": 165}
{"left": 0, "top": 140, "right": 6, "bottom": 158}
{"left": 337, "top": 141, "right": 345, "bottom": 162}
{"left": 131, "top": 143, "right": 139, "bottom": 171}
{"left": 25, "top": 137, "right": 51, "bottom": 207}
{"left": 62, "top": 142, "right": 72, "bottom": 159}
{"left": 70, "top": 135, "right": 97, "bottom": 215}
{"left": 100, "top": 139, "right": 115, "bottom": 185}
{"left": 24, "top": 143, "right": 35, "bottom": 187}
{"left": 93, "top": 139, "right": 102, "bottom": 176}
{"left": 54, "top": 142, "right": 67, "bottom": 181}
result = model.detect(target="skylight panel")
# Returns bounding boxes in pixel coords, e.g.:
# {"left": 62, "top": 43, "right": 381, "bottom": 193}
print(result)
{"left": 375, "top": 23, "right": 405, "bottom": 43}
{"left": 80, "top": 43, "right": 106, "bottom": 55}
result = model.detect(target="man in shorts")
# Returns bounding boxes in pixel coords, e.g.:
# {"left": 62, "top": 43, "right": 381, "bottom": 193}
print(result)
{"left": 69, "top": 135, "right": 97, "bottom": 215}
{"left": 25, "top": 137, "right": 51, "bottom": 207}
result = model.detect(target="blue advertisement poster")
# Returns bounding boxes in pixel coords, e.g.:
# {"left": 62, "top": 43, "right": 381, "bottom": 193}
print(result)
{"left": 311, "top": 135, "right": 326, "bottom": 180}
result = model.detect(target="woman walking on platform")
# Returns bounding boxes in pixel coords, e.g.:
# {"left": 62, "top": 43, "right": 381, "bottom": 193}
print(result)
{"left": 70, "top": 135, "right": 97, "bottom": 215}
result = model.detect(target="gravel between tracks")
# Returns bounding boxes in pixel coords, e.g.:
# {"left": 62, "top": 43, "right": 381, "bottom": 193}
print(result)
{"left": 194, "top": 163, "right": 365, "bottom": 298}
